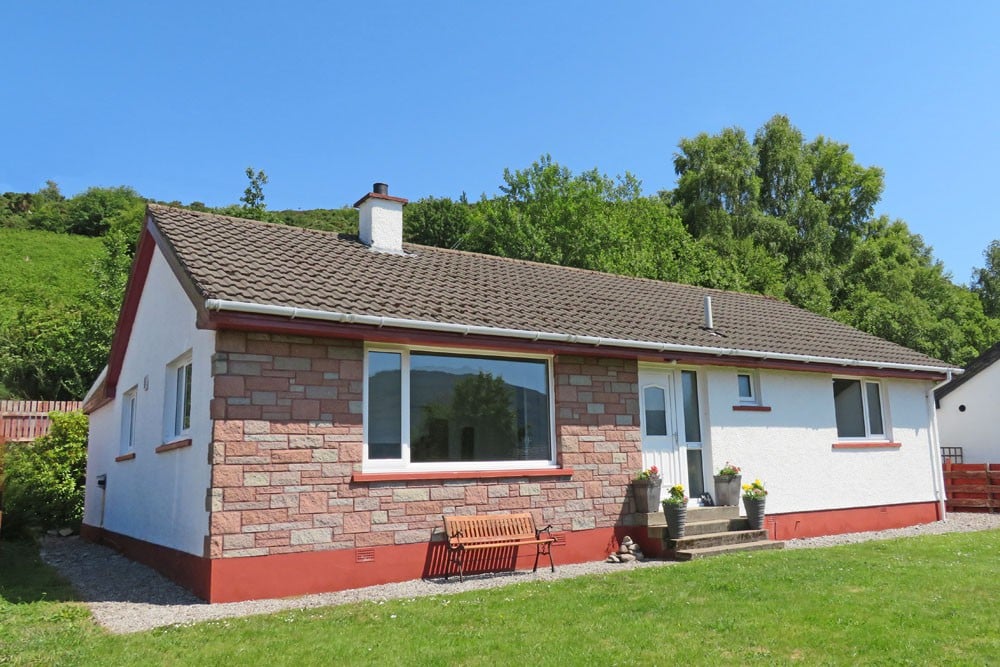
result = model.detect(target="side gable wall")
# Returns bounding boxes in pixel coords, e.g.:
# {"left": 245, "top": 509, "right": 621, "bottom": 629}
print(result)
{"left": 937, "top": 361, "right": 1000, "bottom": 462}
{"left": 83, "top": 246, "right": 215, "bottom": 555}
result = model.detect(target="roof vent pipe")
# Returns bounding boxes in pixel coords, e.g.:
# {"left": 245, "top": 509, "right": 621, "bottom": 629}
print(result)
{"left": 373, "top": 182, "right": 388, "bottom": 195}
{"left": 704, "top": 295, "right": 714, "bottom": 330}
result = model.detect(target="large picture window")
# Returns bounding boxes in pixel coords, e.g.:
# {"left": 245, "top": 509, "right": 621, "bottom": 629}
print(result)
{"left": 832, "top": 378, "right": 886, "bottom": 439}
{"left": 366, "top": 348, "right": 554, "bottom": 468}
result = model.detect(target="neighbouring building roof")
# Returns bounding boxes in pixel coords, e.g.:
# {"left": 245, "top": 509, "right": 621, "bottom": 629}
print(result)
{"left": 934, "top": 341, "right": 1000, "bottom": 402}
{"left": 142, "top": 203, "right": 956, "bottom": 375}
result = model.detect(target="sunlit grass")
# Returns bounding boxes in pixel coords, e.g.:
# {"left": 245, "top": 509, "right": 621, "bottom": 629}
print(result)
{"left": 2, "top": 529, "right": 998, "bottom": 665}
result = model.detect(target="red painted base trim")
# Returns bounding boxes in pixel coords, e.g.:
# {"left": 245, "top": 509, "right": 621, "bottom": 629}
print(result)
{"left": 766, "top": 501, "right": 939, "bottom": 540}
{"left": 81, "top": 523, "right": 619, "bottom": 603}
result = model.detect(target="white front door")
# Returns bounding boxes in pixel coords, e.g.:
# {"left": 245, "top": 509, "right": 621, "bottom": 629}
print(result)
{"left": 639, "top": 367, "right": 684, "bottom": 504}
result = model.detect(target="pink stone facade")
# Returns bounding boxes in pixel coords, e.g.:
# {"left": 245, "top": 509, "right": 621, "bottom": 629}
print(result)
{"left": 207, "top": 332, "right": 642, "bottom": 559}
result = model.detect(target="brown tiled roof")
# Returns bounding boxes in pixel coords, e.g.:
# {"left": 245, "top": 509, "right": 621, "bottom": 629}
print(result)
{"left": 148, "top": 203, "right": 955, "bottom": 371}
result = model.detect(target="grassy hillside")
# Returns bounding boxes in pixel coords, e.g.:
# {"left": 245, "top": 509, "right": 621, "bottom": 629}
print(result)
{"left": 0, "top": 229, "right": 103, "bottom": 325}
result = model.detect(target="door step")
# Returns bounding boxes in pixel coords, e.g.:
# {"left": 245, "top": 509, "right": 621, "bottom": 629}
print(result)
{"left": 674, "top": 539, "right": 785, "bottom": 561}
{"left": 661, "top": 506, "right": 784, "bottom": 560}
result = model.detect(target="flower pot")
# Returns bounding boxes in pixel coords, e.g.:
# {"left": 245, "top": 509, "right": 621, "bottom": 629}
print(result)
{"left": 663, "top": 503, "right": 688, "bottom": 539}
{"left": 713, "top": 474, "right": 742, "bottom": 506}
{"left": 743, "top": 497, "right": 766, "bottom": 530}
{"left": 632, "top": 480, "right": 662, "bottom": 514}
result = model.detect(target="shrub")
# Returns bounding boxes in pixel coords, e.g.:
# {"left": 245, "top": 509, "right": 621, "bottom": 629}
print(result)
{"left": 1, "top": 411, "right": 88, "bottom": 534}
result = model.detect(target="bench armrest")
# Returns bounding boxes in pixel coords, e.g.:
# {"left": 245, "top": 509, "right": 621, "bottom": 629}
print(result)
{"left": 535, "top": 524, "right": 554, "bottom": 540}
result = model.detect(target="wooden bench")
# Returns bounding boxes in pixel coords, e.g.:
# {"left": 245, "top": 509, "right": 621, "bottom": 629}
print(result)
{"left": 443, "top": 513, "right": 555, "bottom": 582}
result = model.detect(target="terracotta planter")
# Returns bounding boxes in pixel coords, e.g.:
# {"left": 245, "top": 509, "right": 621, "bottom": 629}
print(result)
{"left": 713, "top": 474, "right": 742, "bottom": 506}
{"left": 662, "top": 503, "right": 688, "bottom": 539}
{"left": 743, "top": 496, "right": 767, "bottom": 530}
{"left": 632, "top": 479, "right": 662, "bottom": 514}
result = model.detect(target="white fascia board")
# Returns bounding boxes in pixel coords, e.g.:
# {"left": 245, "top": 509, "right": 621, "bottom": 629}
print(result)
{"left": 203, "top": 299, "right": 962, "bottom": 375}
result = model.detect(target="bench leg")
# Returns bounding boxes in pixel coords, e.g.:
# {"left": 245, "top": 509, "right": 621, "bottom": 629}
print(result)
{"left": 533, "top": 543, "right": 555, "bottom": 574}
{"left": 446, "top": 547, "right": 465, "bottom": 583}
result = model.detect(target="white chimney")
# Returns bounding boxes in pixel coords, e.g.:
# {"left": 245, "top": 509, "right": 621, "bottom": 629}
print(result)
{"left": 354, "top": 182, "right": 407, "bottom": 253}
{"left": 703, "top": 295, "right": 714, "bottom": 330}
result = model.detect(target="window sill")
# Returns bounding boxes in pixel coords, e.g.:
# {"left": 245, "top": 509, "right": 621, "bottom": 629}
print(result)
{"left": 832, "top": 441, "right": 902, "bottom": 450}
{"left": 732, "top": 405, "right": 772, "bottom": 412}
{"left": 114, "top": 452, "right": 136, "bottom": 462}
{"left": 155, "top": 438, "right": 193, "bottom": 454}
{"left": 352, "top": 468, "right": 575, "bottom": 483}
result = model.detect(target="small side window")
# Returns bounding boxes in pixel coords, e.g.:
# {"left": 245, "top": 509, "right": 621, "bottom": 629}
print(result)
{"left": 166, "top": 353, "right": 193, "bottom": 440}
{"left": 120, "top": 387, "right": 138, "bottom": 455}
{"left": 737, "top": 371, "right": 760, "bottom": 405}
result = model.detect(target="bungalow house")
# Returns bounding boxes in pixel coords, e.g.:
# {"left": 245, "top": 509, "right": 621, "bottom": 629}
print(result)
{"left": 935, "top": 341, "right": 1000, "bottom": 463}
{"left": 82, "top": 184, "right": 959, "bottom": 602}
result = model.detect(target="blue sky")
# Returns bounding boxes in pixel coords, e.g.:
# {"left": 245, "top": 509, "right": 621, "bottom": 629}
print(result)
{"left": 3, "top": 2, "right": 997, "bottom": 282}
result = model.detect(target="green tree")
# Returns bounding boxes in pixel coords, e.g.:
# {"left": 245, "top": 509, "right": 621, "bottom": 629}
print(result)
{"left": 466, "top": 155, "right": 643, "bottom": 268}
{"left": 834, "top": 218, "right": 996, "bottom": 365}
{"left": 64, "top": 186, "right": 143, "bottom": 236}
{"left": 972, "top": 239, "right": 1000, "bottom": 318}
{"left": 404, "top": 196, "right": 474, "bottom": 248}
{"left": 1, "top": 411, "right": 89, "bottom": 533}
{"left": 240, "top": 166, "right": 269, "bottom": 220}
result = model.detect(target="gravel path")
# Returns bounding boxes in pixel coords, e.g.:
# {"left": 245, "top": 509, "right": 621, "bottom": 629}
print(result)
{"left": 39, "top": 513, "right": 1000, "bottom": 635}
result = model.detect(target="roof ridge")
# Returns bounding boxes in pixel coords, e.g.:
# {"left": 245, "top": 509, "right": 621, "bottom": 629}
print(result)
{"left": 149, "top": 203, "right": 791, "bottom": 303}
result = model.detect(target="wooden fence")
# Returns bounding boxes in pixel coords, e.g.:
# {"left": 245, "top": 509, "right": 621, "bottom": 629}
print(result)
{"left": 942, "top": 461, "right": 1000, "bottom": 513}
{"left": 0, "top": 400, "right": 83, "bottom": 443}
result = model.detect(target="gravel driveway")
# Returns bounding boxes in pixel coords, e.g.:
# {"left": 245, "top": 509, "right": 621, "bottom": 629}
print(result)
{"left": 39, "top": 513, "right": 1000, "bottom": 635}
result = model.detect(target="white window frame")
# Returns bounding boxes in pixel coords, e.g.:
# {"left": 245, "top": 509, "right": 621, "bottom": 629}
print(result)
{"left": 165, "top": 352, "right": 193, "bottom": 441}
{"left": 736, "top": 370, "right": 761, "bottom": 405}
{"left": 363, "top": 344, "right": 557, "bottom": 472}
{"left": 832, "top": 377, "right": 890, "bottom": 440}
{"left": 120, "top": 386, "right": 138, "bottom": 455}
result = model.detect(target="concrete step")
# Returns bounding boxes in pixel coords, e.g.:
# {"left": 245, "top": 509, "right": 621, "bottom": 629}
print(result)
{"left": 668, "top": 529, "right": 770, "bottom": 551}
{"left": 680, "top": 519, "right": 731, "bottom": 536}
{"left": 686, "top": 505, "right": 740, "bottom": 522}
{"left": 675, "top": 540, "right": 785, "bottom": 561}
{"left": 649, "top": 520, "right": 749, "bottom": 541}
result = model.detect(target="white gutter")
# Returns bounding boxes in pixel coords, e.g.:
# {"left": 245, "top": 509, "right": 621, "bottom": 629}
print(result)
{"left": 204, "top": 298, "right": 962, "bottom": 375}
{"left": 927, "top": 371, "right": 955, "bottom": 521}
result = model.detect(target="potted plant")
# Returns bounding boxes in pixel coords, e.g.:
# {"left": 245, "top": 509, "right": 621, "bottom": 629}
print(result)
{"left": 713, "top": 461, "right": 742, "bottom": 506}
{"left": 741, "top": 479, "right": 768, "bottom": 530}
{"left": 632, "top": 466, "right": 662, "bottom": 513}
{"left": 661, "top": 484, "right": 688, "bottom": 539}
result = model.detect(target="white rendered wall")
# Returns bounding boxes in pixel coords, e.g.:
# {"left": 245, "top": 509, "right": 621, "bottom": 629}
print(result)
{"left": 937, "top": 363, "right": 1000, "bottom": 463}
{"left": 702, "top": 367, "right": 939, "bottom": 515}
{"left": 83, "top": 246, "right": 214, "bottom": 555}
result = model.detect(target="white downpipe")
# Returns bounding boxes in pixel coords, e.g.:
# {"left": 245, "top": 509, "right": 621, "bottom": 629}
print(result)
{"left": 203, "top": 298, "right": 962, "bottom": 375}
{"left": 927, "top": 371, "right": 954, "bottom": 521}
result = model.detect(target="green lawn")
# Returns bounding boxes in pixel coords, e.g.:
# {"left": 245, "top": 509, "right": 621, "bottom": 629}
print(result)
{"left": 2, "top": 531, "right": 998, "bottom": 665}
